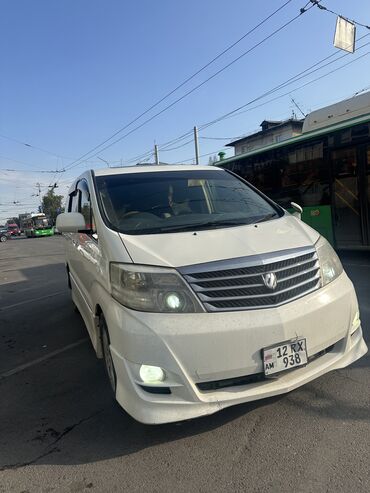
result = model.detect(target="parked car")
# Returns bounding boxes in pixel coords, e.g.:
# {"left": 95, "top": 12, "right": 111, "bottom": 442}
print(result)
{"left": 0, "top": 227, "right": 10, "bottom": 242}
{"left": 7, "top": 223, "right": 21, "bottom": 236}
{"left": 56, "top": 165, "right": 368, "bottom": 424}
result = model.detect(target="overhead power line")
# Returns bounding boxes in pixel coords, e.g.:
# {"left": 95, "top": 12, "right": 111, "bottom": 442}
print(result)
{"left": 0, "top": 154, "right": 50, "bottom": 170}
{"left": 0, "top": 170, "right": 59, "bottom": 173}
{"left": 125, "top": 34, "right": 370, "bottom": 165}
{"left": 52, "top": 34, "right": 370, "bottom": 177}
{"left": 136, "top": 34, "right": 370, "bottom": 165}
{"left": 0, "top": 133, "right": 74, "bottom": 161}
{"left": 175, "top": 148, "right": 230, "bottom": 164}
{"left": 160, "top": 139, "right": 194, "bottom": 152}
{"left": 0, "top": 132, "right": 105, "bottom": 164}
{"left": 174, "top": 51, "right": 370, "bottom": 163}
{"left": 62, "top": 1, "right": 311, "bottom": 172}
{"left": 198, "top": 37, "right": 370, "bottom": 130}
{"left": 200, "top": 136, "right": 241, "bottom": 141}
{"left": 55, "top": 4, "right": 368, "bottom": 174}
{"left": 310, "top": 0, "right": 370, "bottom": 30}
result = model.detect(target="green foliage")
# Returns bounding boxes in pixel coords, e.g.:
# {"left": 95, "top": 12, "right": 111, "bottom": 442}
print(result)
{"left": 42, "top": 189, "right": 64, "bottom": 222}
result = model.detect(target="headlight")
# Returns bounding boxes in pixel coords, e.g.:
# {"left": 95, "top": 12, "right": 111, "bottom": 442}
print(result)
{"left": 110, "top": 263, "right": 203, "bottom": 313}
{"left": 315, "top": 236, "right": 343, "bottom": 286}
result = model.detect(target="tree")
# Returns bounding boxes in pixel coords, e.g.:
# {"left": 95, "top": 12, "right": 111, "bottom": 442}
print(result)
{"left": 41, "top": 189, "right": 64, "bottom": 223}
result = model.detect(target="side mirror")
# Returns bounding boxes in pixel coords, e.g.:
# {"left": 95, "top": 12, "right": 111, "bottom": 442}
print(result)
{"left": 56, "top": 212, "right": 86, "bottom": 233}
{"left": 291, "top": 202, "right": 303, "bottom": 219}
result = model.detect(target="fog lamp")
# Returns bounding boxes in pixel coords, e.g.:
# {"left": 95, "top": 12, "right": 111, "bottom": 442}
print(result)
{"left": 139, "top": 365, "right": 165, "bottom": 383}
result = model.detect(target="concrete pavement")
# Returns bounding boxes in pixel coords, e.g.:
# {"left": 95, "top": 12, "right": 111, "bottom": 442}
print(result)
{"left": 0, "top": 236, "right": 369, "bottom": 492}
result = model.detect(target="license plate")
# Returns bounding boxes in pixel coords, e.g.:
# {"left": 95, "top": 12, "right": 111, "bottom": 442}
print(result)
{"left": 263, "top": 338, "right": 307, "bottom": 376}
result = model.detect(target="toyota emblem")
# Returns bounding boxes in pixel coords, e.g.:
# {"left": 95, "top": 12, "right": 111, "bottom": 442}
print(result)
{"left": 262, "top": 272, "right": 277, "bottom": 290}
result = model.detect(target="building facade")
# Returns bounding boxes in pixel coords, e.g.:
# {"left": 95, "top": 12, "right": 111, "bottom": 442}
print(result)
{"left": 227, "top": 118, "right": 304, "bottom": 156}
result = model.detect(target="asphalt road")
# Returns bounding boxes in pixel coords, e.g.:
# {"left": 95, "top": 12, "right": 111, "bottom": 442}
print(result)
{"left": 0, "top": 236, "right": 369, "bottom": 493}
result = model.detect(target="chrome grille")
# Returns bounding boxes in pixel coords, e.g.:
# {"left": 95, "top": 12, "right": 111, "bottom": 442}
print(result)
{"left": 180, "top": 247, "right": 321, "bottom": 312}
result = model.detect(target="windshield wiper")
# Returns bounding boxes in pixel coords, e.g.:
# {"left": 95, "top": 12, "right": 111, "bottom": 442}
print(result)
{"left": 159, "top": 220, "right": 249, "bottom": 233}
{"left": 254, "top": 213, "right": 278, "bottom": 224}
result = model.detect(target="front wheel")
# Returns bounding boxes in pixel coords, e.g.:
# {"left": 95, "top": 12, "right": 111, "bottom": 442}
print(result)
{"left": 100, "top": 315, "right": 117, "bottom": 396}
{"left": 0, "top": 235, "right": 7, "bottom": 242}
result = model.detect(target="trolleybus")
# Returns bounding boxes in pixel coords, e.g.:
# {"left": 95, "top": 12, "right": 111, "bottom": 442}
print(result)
{"left": 22, "top": 213, "right": 54, "bottom": 238}
{"left": 219, "top": 92, "right": 370, "bottom": 249}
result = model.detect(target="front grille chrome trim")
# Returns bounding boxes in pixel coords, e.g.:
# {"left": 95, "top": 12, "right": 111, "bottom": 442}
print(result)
{"left": 197, "top": 275, "right": 321, "bottom": 302}
{"left": 185, "top": 257, "right": 318, "bottom": 283}
{"left": 194, "top": 281, "right": 265, "bottom": 292}
{"left": 179, "top": 247, "right": 321, "bottom": 312}
{"left": 179, "top": 246, "right": 316, "bottom": 276}
{"left": 203, "top": 282, "right": 321, "bottom": 312}
{"left": 276, "top": 263, "right": 320, "bottom": 283}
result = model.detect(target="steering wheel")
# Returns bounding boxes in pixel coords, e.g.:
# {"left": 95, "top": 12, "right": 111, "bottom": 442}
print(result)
{"left": 119, "top": 211, "right": 160, "bottom": 230}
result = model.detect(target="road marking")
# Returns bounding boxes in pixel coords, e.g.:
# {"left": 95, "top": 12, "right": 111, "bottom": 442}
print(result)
{"left": 0, "top": 280, "right": 64, "bottom": 296}
{"left": 0, "top": 338, "right": 89, "bottom": 380}
{"left": 0, "top": 291, "right": 67, "bottom": 311}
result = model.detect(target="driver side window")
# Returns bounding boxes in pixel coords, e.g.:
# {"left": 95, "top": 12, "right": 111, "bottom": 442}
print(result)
{"left": 78, "top": 181, "right": 96, "bottom": 234}
{"left": 68, "top": 190, "right": 79, "bottom": 213}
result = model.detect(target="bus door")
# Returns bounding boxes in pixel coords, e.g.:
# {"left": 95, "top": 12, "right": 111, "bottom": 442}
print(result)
{"left": 363, "top": 144, "right": 370, "bottom": 245}
{"left": 332, "top": 147, "right": 363, "bottom": 247}
{"left": 332, "top": 145, "right": 370, "bottom": 247}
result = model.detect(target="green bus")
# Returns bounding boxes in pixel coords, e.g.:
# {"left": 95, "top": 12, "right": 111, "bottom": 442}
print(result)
{"left": 219, "top": 94, "right": 370, "bottom": 250}
{"left": 22, "top": 213, "right": 54, "bottom": 238}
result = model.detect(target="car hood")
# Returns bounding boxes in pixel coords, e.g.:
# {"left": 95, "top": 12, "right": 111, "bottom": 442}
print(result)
{"left": 119, "top": 215, "right": 320, "bottom": 268}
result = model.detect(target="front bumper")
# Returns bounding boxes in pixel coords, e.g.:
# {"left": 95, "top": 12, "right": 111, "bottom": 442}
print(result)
{"left": 104, "top": 272, "right": 367, "bottom": 424}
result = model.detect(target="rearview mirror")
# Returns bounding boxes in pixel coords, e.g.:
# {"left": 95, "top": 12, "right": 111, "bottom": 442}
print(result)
{"left": 291, "top": 202, "right": 303, "bottom": 219}
{"left": 56, "top": 212, "right": 85, "bottom": 233}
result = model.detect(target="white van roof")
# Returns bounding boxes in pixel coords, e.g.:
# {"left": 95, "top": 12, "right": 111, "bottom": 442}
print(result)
{"left": 94, "top": 164, "right": 222, "bottom": 177}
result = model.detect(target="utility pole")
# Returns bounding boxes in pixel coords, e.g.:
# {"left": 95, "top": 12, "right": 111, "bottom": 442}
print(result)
{"left": 36, "top": 183, "right": 42, "bottom": 212}
{"left": 154, "top": 144, "right": 159, "bottom": 165}
{"left": 194, "top": 126, "right": 200, "bottom": 165}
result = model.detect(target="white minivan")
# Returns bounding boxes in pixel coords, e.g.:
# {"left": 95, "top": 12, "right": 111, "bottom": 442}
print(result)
{"left": 56, "top": 165, "right": 367, "bottom": 424}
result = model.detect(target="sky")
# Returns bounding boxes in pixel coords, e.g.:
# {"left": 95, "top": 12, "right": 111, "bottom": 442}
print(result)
{"left": 1, "top": 0, "right": 370, "bottom": 223}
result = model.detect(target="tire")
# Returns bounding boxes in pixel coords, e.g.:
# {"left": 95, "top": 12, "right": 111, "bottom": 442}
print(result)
{"left": 0, "top": 235, "right": 7, "bottom": 242}
{"left": 100, "top": 315, "right": 117, "bottom": 396}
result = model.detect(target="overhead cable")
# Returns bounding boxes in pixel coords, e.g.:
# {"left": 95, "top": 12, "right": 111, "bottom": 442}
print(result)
{"left": 62, "top": 1, "right": 311, "bottom": 171}
{"left": 175, "top": 52, "right": 370, "bottom": 163}
{"left": 310, "top": 0, "right": 370, "bottom": 30}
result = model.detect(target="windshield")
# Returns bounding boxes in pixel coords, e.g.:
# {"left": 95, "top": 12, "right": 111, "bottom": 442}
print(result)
{"left": 95, "top": 170, "right": 282, "bottom": 235}
{"left": 34, "top": 218, "right": 50, "bottom": 228}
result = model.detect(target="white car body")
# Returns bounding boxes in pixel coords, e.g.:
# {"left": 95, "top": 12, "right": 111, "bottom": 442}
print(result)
{"left": 57, "top": 165, "right": 367, "bottom": 424}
